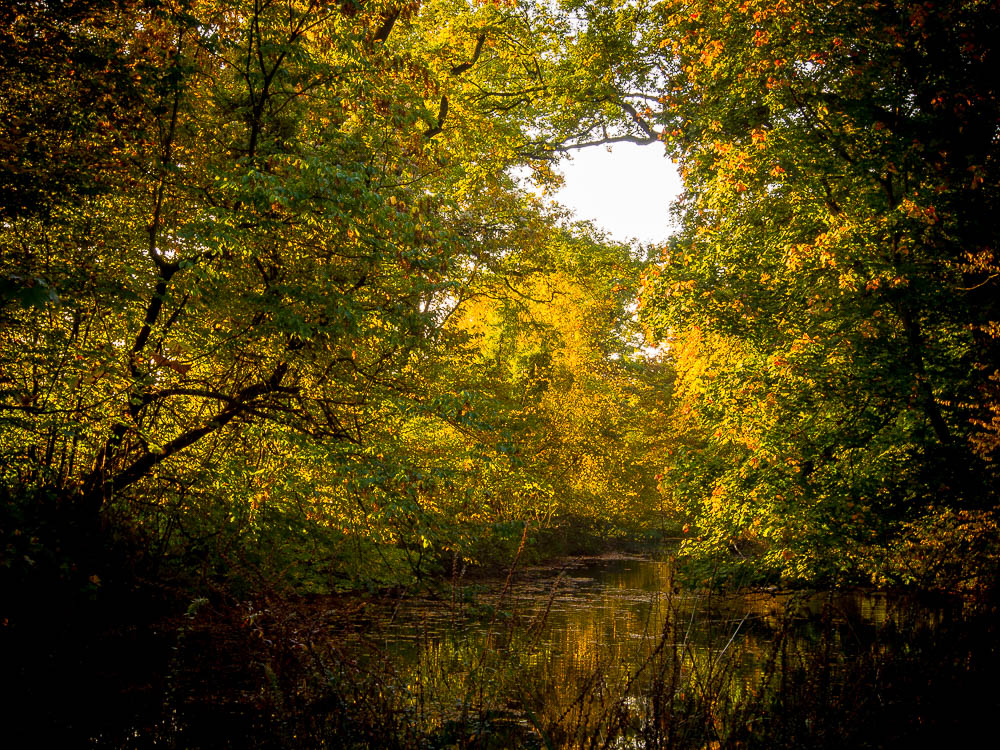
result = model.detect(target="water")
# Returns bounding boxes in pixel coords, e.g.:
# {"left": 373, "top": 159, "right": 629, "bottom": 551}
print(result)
{"left": 336, "top": 554, "right": 999, "bottom": 748}
{"left": 63, "top": 554, "right": 1000, "bottom": 748}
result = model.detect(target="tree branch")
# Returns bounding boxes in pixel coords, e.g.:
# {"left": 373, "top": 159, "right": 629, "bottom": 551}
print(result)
{"left": 81, "top": 363, "right": 293, "bottom": 510}
{"left": 373, "top": 9, "right": 400, "bottom": 43}
{"left": 450, "top": 33, "right": 486, "bottom": 75}
{"left": 424, "top": 95, "right": 448, "bottom": 138}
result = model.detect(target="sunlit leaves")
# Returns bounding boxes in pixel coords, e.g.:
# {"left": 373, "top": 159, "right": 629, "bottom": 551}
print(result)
{"left": 0, "top": 0, "right": 673, "bottom": 589}
{"left": 637, "top": 0, "right": 1000, "bottom": 584}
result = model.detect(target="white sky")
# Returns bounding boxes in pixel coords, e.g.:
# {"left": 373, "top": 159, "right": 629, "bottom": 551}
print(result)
{"left": 551, "top": 142, "right": 683, "bottom": 247}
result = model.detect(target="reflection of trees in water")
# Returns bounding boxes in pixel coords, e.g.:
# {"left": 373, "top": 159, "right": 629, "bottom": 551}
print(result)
{"left": 96, "top": 556, "right": 995, "bottom": 747}
{"left": 373, "top": 558, "right": 997, "bottom": 748}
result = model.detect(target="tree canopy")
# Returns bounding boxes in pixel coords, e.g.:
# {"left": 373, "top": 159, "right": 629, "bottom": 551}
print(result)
{"left": 2, "top": 0, "right": 998, "bottom": 593}
{"left": 1, "top": 0, "right": 666, "bottom": 593}
{"left": 634, "top": 0, "right": 1000, "bottom": 583}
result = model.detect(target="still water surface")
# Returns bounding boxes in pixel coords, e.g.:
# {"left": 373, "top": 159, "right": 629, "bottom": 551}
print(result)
{"left": 365, "top": 554, "right": 904, "bottom": 667}
{"left": 74, "top": 554, "right": 995, "bottom": 748}
{"left": 332, "top": 555, "right": 989, "bottom": 747}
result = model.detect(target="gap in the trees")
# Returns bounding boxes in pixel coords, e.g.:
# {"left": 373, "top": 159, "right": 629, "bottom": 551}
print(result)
{"left": 552, "top": 142, "right": 682, "bottom": 248}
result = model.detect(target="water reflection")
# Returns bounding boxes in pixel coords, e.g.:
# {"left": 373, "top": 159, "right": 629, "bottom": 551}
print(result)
{"left": 77, "top": 555, "right": 997, "bottom": 748}
{"left": 343, "top": 555, "right": 995, "bottom": 748}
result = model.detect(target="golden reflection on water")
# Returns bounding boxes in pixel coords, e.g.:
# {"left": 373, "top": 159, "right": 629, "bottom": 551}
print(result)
{"left": 347, "top": 556, "right": 959, "bottom": 745}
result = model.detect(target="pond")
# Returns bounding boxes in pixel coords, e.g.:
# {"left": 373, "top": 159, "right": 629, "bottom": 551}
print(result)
{"left": 69, "top": 554, "right": 1000, "bottom": 748}
{"left": 328, "top": 554, "right": 999, "bottom": 749}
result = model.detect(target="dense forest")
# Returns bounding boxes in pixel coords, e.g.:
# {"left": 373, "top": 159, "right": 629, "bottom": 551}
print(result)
{"left": 2, "top": 0, "right": 999, "bottom": 746}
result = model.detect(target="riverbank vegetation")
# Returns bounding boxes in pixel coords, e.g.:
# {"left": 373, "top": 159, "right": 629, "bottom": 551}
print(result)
{"left": 2, "top": 0, "right": 999, "bottom": 746}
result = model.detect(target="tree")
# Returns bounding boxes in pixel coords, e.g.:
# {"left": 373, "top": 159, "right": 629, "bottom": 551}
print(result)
{"left": 630, "top": 0, "right": 1000, "bottom": 583}
{"left": 421, "top": 205, "right": 669, "bottom": 555}
{"left": 1, "top": 0, "right": 668, "bottom": 589}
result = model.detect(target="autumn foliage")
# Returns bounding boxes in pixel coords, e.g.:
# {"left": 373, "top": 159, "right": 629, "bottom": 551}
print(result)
{"left": 1, "top": 0, "right": 998, "bottom": 608}
{"left": 637, "top": 0, "right": 1000, "bottom": 584}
